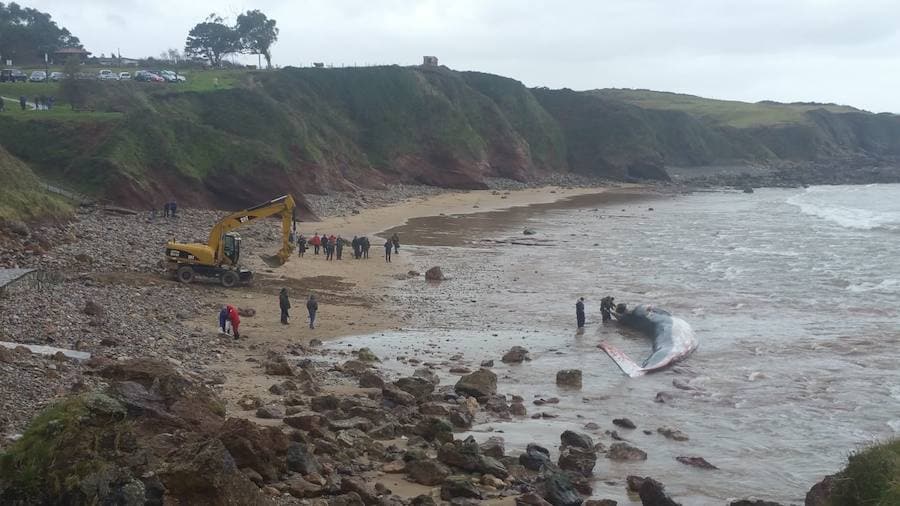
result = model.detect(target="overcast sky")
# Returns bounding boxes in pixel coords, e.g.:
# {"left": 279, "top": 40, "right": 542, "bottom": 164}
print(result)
{"left": 28, "top": 0, "right": 900, "bottom": 112}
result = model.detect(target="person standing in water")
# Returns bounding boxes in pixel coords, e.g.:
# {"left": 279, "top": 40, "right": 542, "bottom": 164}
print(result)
{"left": 279, "top": 288, "right": 291, "bottom": 325}
{"left": 306, "top": 294, "right": 318, "bottom": 329}
{"left": 576, "top": 297, "right": 586, "bottom": 329}
{"left": 600, "top": 296, "right": 615, "bottom": 323}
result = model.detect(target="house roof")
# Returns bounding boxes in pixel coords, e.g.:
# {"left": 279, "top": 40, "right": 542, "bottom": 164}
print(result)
{"left": 54, "top": 47, "right": 91, "bottom": 55}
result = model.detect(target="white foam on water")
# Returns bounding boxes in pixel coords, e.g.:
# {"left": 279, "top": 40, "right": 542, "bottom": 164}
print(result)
{"left": 786, "top": 186, "right": 900, "bottom": 231}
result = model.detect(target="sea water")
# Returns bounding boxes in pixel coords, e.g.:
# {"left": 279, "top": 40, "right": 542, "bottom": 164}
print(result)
{"left": 329, "top": 184, "right": 900, "bottom": 504}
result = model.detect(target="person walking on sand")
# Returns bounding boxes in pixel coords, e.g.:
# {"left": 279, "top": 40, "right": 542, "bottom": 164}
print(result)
{"left": 362, "top": 236, "right": 370, "bottom": 259}
{"left": 312, "top": 233, "right": 321, "bottom": 255}
{"left": 306, "top": 294, "right": 318, "bottom": 329}
{"left": 336, "top": 235, "right": 344, "bottom": 260}
{"left": 391, "top": 232, "right": 400, "bottom": 254}
{"left": 279, "top": 288, "right": 291, "bottom": 325}
{"left": 384, "top": 238, "right": 393, "bottom": 262}
{"left": 576, "top": 297, "right": 586, "bottom": 329}
{"left": 352, "top": 236, "right": 360, "bottom": 259}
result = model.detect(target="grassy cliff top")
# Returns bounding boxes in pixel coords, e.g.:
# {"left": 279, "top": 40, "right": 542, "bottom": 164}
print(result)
{"left": 0, "top": 146, "right": 71, "bottom": 222}
{"left": 592, "top": 88, "right": 867, "bottom": 128}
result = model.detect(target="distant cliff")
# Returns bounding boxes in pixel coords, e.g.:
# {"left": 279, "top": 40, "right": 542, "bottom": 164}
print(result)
{"left": 1, "top": 66, "right": 899, "bottom": 213}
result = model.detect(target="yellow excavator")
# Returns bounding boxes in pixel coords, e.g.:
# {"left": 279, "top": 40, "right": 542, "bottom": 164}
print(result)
{"left": 164, "top": 195, "right": 296, "bottom": 287}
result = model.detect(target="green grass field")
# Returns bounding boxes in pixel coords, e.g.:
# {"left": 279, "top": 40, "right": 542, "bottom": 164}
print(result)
{"left": 593, "top": 88, "right": 863, "bottom": 128}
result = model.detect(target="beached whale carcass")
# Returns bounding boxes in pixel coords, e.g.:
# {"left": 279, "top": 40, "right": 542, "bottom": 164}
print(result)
{"left": 598, "top": 304, "right": 698, "bottom": 377}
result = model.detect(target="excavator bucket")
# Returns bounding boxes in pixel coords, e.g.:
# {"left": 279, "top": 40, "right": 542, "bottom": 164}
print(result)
{"left": 259, "top": 247, "right": 292, "bottom": 268}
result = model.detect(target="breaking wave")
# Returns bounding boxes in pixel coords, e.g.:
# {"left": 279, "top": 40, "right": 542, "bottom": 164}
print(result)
{"left": 786, "top": 185, "right": 900, "bottom": 231}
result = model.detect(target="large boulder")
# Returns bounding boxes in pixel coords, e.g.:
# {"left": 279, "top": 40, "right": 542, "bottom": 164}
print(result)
{"left": 425, "top": 266, "right": 446, "bottom": 281}
{"left": 542, "top": 471, "right": 583, "bottom": 506}
{"left": 519, "top": 443, "right": 552, "bottom": 471}
{"left": 415, "top": 417, "right": 454, "bottom": 443}
{"left": 157, "top": 438, "right": 273, "bottom": 504}
{"left": 558, "top": 447, "right": 597, "bottom": 477}
{"left": 804, "top": 475, "right": 834, "bottom": 506}
{"left": 438, "top": 438, "right": 509, "bottom": 478}
{"left": 407, "top": 460, "right": 451, "bottom": 486}
{"left": 555, "top": 369, "right": 582, "bottom": 388}
{"left": 395, "top": 376, "right": 436, "bottom": 399}
{"left": 218, "top": 417, "right": 288, "bottom": 482}
{"left": 382, "top": 383, "right": 417, "bottom": 406}
{"left": 560, "top": 430, "right": 594, "bottom": 450}
{"left": 480, "top": 436, "right": 505, "bottom": 458}
{"left": 286, "top": 443, "right": 321, "bottom": 475}
{"left": 636, "top": 477, "right": 680, "bottom": 506}
{"left": 440, "top": 476, "right": 482, "bottom": 501}
{"left": 454, "top": 369, "right": 497, "bottom": 398}
{"left": 607, "top": 442, "right": 647, "bottom": 461}
{"left": 502, "top": 346, "right": 530, "bottom": 363}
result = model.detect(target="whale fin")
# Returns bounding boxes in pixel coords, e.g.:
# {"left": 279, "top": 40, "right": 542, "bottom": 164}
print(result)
{"left": 598, "top": 342, "right": 646, "bottom": 378}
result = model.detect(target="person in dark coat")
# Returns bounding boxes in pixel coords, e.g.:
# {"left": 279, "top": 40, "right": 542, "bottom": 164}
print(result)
{"left": 218, "top": 305, "right": 229, "bottom": 334}
{"left": 600, "top": 296, "right": 615, "bottom": 323}
{"left": 306, "top": 294, "right": 318, "bottom": 329}
{"left": 297, "top": 235, "right": 307, "bottom": 257}
{"left": 352, "top": 236, "right": 360, "bottom": 259}
{"left": 384, "top": 238, "right": 392, "bottom": 262}
{"left": 391, "top": 233, "right": 400, "bottom": 254}
{"left": 279, "top": 288, "right": 291, "bottom": 325}
{"left": 361, "top": 237, "right": 370, "bottom": 259}
{"left": 335, "top": 235, "right": 344, "bottom": 260}
{"left": 19, "top": 96, "right": 26, "bottom": 111}
{"left": 576, "top": 297, "right": 586, "bottom": 329}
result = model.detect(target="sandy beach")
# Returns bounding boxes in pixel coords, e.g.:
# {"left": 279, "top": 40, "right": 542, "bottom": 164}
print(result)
{"left": 205, "top": 185, "right": 619, "bottom": 415}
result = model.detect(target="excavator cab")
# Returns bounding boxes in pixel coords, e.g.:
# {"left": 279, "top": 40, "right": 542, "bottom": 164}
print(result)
{"left": 223, "top": 232, "right": 241, "bottom": 265}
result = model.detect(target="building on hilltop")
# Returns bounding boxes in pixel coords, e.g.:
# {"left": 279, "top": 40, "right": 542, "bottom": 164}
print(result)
{"left": 422, "top": 56, "right": 439, "bottom": 66}
{"left": 53, "top": 47, "right": 91, "bottom": 64}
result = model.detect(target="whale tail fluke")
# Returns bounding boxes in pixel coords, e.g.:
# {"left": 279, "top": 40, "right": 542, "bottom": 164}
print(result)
{"left": 598, "top": 342, "right": 646, "bottom": 378}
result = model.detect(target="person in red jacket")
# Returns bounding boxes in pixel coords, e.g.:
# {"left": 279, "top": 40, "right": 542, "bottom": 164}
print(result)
{"left": 311, "top": 233, "right": 321, "bottom": 255}
{"left": 227, "top": 304, "right": 241, "bottom": 338}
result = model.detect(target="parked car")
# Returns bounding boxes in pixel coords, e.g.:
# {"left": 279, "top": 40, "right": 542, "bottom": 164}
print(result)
{"left": 118, "top": 72, "right": 131, "bottom": 80}
{"left": 49, "top": 71, "right": 65, "bottom": 82}
{"left": 157, "top": 70, "right": 186, "bottom": 83}
{"left": 97, "top": 69, "right": 118, "bottom": 81}
{"left": 1, "top": 68, "right": 28, "bottom": 82}
{"left": 134, "top": 70, "right": 164, "bottom": 83}
{"left": 29, "top": 71, "right": 47, "bottom": 82}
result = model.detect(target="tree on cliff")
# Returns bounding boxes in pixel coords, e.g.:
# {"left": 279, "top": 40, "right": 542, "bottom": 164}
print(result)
{"left": 0, "top": 2, "right": 81, "bottom": 64}
{"left": 236, "top": 10, "right": 278, "bottom": 69}
{"left": 184, "top": 14, "right": 240, "bottom": 67}
{"left": 59, "top": 56, "right": 88, "bottom": 110}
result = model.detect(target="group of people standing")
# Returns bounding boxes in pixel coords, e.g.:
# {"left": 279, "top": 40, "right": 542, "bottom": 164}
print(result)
{"left": 290, "top": 231, "right": 401, "bottom": 263}
{"left": 575, "top": 295, "right": 618, "bottom": 329}
{"left": 279, "top": 288, "right": 317, "bottom": 329}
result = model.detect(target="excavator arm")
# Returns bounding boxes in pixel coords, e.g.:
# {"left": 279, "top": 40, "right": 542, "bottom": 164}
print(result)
{"left": 208, "top": 195, "right": 296, "bottom": 265}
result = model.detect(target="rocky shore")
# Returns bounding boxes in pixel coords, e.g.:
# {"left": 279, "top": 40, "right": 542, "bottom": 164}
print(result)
{"left": 0, "top": 180, "right": 856, "bottom": 505}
